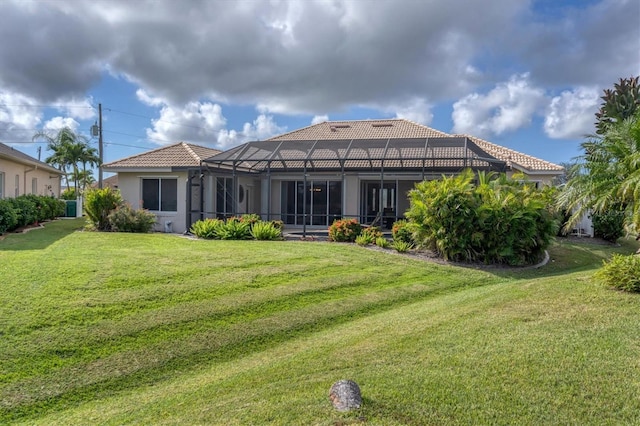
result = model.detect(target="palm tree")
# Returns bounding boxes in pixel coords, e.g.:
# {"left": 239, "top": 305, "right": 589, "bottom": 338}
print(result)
{"left": 558, "top": 112, "right": 640, "bottom": 235}
{"left": 33, "top": 127, "right": 99, "bottom": 193}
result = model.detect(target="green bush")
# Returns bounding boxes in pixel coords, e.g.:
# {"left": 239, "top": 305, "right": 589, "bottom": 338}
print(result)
{"left": 406, "top": 170, "right": 558, "bottom": 265}
{"left": 216, "top": 219, "right": 251, "bottom": 240}
{"left": 391, "top": 219, "right": 413, "bottom": 243}
{"left": 8, "top": 196, "right": 38, "bottom": 227}
{"left": 375, "top": 236, "right": 390, "bottom": 248}
{"left": 23, "top": 194, "right": 50, "bottom": 223}
{"left": 190, "top": 218, "right": 223, "bottom": 239}
{"left": 250, "top": 221, "right": 282, "bottom": 240}
{"left": 84, "top": 188, "right": 123, "bottom": 231}
{"left": 595, "top": 254, "right": 640, "bottom": 292}
{"left": 239, "top": 214, "right": 261, "bottom": 226}
{"left": 328, "top": 218, "right": 362, "bottom": 242}
{"left": 60, "top": 188, "right": 77, "bottom": 200}
{"left": 0, "top": 199, "right": 18, "bottom": 234}
{"left": 107, "top": 204, "right": 156, "bottom": 233}
{"left": 355, "top": 233, "right": 375, "bottom": 246}
{"left": 392, "top": 240, "right": 413, "bottom": 253}
{"left": 44, "top": 197, "right": 66, "bottom": 219}
{"left": 592, "top": 210, "right": 625, "bottom": 242}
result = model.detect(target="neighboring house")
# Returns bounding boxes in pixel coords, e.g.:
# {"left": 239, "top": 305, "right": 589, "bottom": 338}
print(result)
{"left": 90, "top": 174, "right": 119, "bottom": 190}
{"left": 102, "top": 142, "right": 221, "bottom": 233}
{"left": 0, "top": 142, "right": 64, "bottom": 199}
{"left": 105, "top": 119, "right": 564, "bottom": 233}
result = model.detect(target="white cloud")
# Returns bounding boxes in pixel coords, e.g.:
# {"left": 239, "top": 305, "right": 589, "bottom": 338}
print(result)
{"left": 452, "top": 74, "right": 545, "bottom": 137}
{"left": 145, "top": 101, "right": 227, "bottom": 145}
{"left": 311, "top": 115, "right": 328, "bottom": 125}
{"left": 56, "top": 97, "right": 96, "bottom": 120}
{"left": 43, "top": 116, "right": 80, "bottom": 132}
{"left": 136, "top": 89, "right": 165, "bottom": 107}
{"left": 544, "top": 86, "right": 599, "bottom": 139}
{"left": 0, "top": 91, "right": 42, "bottom": 143}
{"left": 217, "top": 114, "right": 286, "bottom": 149}
{"left": 388, "top": 98, "right": 433, "bottom": 125}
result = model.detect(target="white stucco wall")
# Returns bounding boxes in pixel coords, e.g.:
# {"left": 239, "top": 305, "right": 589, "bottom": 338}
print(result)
{"left": 0, "top": 158, "right": 62, "bottom": 198}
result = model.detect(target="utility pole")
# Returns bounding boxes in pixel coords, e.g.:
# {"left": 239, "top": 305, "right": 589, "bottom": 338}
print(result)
{"left": 91, "top": 104, "right": 104, "bottom": 188}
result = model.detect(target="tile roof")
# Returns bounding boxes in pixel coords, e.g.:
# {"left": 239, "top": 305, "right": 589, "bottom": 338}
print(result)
{"left": 103, "top": 142, "right": 221, "bottom": 169}
{"left": 0, "top": 142, "right": 64, "bottom": 174}
{"left": 269, "top": 118, "right": 562, "bottom": 173}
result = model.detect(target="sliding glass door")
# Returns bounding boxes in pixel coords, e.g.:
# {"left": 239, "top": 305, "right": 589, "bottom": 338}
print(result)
{"left": 281, "top": 180, "right": 342, "bottom": 226}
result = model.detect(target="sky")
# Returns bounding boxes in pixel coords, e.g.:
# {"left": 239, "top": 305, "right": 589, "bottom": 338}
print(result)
{"left": 0, "top": 0, "right": 639, "bottom": 175}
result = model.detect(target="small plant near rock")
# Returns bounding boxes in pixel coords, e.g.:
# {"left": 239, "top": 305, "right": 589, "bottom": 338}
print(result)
{"left": 250, "top": 221, "right": 282, "bottom": 240}
{"left": 392, "top": 240, "right": 413, "bottom": 253}
{"left": 328, "top": 218, "right": 362, "bottom": 242}
{"left": 355, "top": 233, "right": 374, "bottom": 246}
{"left": 594, "top": 254, "right": 640, "bottom": 292}
{"left": 375, "top": 237, "right": 390, "bottom": 248}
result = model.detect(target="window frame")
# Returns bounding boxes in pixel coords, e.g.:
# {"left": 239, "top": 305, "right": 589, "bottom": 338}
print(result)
{"left": 141, "top": 177, "right": 178, "bottom": 212}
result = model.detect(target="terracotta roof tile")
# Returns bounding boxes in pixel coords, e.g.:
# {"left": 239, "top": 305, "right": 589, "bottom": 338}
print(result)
{"left": 103, "top": 142, "right": 221, "bottom": 169}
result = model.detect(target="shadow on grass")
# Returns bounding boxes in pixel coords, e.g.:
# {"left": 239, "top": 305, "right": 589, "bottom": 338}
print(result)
{"left": 0, "top": 218, "right": 85, "bottom": 251}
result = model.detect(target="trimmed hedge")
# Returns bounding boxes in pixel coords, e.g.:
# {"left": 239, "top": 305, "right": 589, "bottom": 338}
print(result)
{"left": 0, "top": 195, "right": 66, "bottom": 234}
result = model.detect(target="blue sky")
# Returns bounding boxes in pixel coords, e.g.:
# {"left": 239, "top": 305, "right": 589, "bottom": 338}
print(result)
{"left": 0, "top": 0, "right": 638, "bottom": 173}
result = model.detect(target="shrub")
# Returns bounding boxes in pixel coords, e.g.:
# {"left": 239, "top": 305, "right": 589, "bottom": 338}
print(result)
{"left": 328, "top": 218, "right": 362, "bottom": 242}
{"left": 239, "top": 214, "right": 261, "bottom": 226}
{"left": 355, "top": 233, "right": 375, "bottom": 246}
{"left": 391, "top": 219, "right": 413, "bottom": 243}
{"left": 84, "top": 188, "right": 123, "bottom": 231}
{"left": 250, "top": 221, "right": 282, "bottom": 240}
{"left": 595, "top": 254, "right": 640, "bottom": 292}
{"left": 8, "top": 196, "right": 38, "bottom": 227}
{"left": 592, "top": 210, "right": 625, "bottom": 242}
{"left": 190, "top": 218, "right": 223, "bottom": 239}
{"left": 60, "top": 188, "right": 78, "bottom": 200}
{"left": 392, "top": 240, "right": 413, "bottom": 253}
{"left": 375, "top": 236, "right": 390, "bottom": 248}
{"left": 107, "top": 204, "right": 156, "bottom": 233}
{"left": 216, "top": 219, "right": 251, "bottom": 240}
{"left": 0, "top": 199, "right": 18, "bottom": 234}
{"left": 23, "top": 194, "right": 50, "bottom": 223}
{"left": 361, "top": 226, "right": 382, "bottom": 240}
{"left": 44, "top": 197, "right": 66, "bottom": 219}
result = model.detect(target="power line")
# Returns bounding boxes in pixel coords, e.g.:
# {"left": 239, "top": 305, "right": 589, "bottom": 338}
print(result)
{"left": 0, "top": 103, "right": 95, "bottom": 109}
{"left": 105, "top": 107, "right": 213, "bottom": 130}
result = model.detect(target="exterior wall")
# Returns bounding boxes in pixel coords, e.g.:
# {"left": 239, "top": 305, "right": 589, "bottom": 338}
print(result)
{"left": 117, "top": 171, "right": 188, "bottom": 233}
{"left": 0, "top": 158, "right": 61, "bottom": 198}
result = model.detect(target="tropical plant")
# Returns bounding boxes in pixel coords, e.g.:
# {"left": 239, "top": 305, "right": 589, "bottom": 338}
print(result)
{"left": 216, "top": 219, "right": 251, "bottom": 240}
{"left": 61, "top": 188, "right": 78, "bottom": 200}
{"left": 355, "top": 233, "right": 375, "bottom": 246}
{"left": 558, "top": 111, "right": 640, "bottom": 236}
{"left": 595, "top": 76, "right": 640, "bottom": 134}
{"left": 190, "top": 218, "right": 223, "bottom": 239}
{"left": 392, "top": 240, "right": 413, "bottom": 253}
{"left": 592, "top": 209, "right": 625, "bottom": 242}
{"left": 328, "top": 218, "right": 362, "bottom": 242}
{"left": 594, "top": 253, "right": 640, "bottom": 292}
{"left": 250, "top": 221, "right": 282, "bottom": 240}
{"left": 375, "top": 236, "right": 390, "bottom": 248}
{"left": 0, "top": 199, "right": 18, "bottom": 234}
{"left": 391, "top": 219, "right": 413, "bottom": 244}
{"left": 107, "top": 204, "right": 156, "bottom": 233}
{"left": 33, "top": 126, "right": 100, "bottom": 193}
{"left": 84, "top": 187, "right": 123, "bottom": 231}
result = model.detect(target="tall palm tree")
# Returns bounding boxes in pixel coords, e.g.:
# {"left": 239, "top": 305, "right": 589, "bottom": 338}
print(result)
{"left": 558, "top": 112, "right": 640, "bottom": 235}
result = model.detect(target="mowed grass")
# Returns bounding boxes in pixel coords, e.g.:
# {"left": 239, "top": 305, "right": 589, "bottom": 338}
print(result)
{"left": 1, "top": 219, "right": 639, "bottom": 425}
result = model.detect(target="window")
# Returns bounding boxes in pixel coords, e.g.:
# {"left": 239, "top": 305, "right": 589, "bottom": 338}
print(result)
{"left": 32, "top": 177, "right": 38, "bottom": 194}
{"left": 0, "top": 172, "right": 4, "bottom": 198}
{"left": 142, "top": 178, "right": 177, "bottom": 211}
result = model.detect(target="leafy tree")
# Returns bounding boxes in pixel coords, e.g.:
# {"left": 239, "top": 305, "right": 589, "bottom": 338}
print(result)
{"left": 558, "top": 111, "right": 640, "bottom": 236}
{"left": 595, "top": 76, "right": 640, "bottom": 134}
{"left": 33, "top": 127, "right": 100, "bottom": 193}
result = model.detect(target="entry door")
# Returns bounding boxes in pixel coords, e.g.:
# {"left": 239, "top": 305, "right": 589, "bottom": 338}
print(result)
{"left": 362, "top": 182, "right": 396, "bottom": 226}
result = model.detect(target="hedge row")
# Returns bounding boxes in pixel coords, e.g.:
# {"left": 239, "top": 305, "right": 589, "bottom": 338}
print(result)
{"left": 0, "top": 195, "right": 66, "bottom": 234}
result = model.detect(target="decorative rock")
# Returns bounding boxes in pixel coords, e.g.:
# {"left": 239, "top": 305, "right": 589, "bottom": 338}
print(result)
{"left": 329, "top": 379, "right": 362, "bottom": 411}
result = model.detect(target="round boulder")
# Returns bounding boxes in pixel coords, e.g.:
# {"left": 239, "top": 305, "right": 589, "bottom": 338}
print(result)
{"left": 329, "top": 379, "right": 362, "bottom": 411}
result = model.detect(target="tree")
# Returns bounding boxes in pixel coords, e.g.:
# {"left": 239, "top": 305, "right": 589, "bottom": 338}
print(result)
{"left": 558, "top": 111, "right": 640, "bottom": 236}
{"left": 33, "top": 127, "right": 100, "bottom": 194}
{"left": 595, "top": 76, "right": 640, "bottom": 134}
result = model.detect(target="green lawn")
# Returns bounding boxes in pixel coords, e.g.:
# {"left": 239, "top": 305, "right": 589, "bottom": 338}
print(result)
{"left": 1, "top": 218, "right": 639, "bottom": 425}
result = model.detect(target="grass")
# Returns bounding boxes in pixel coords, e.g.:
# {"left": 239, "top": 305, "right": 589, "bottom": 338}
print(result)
{"left": 1, "top": 218, "right": 639, "bottom": 425}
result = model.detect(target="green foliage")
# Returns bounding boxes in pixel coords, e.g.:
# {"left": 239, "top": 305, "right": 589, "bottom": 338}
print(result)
{"left": 60, "top": 188, "right": 78, "bottom": 200}
{"left": 0, "top": 199, "right": 18, "bottom": 234}
{"left": 7, "top": 196, "right": 38, "bottom": 227}
{"left": 107, "top": 204, "right": 156, "bottom": 233}
{"left": 239, "top": 213, "right": 261, "bottom": 225}
{"left": 595, "top": 76, "right": 640, "bottom": 134}
{"left": 83, "top": 188, "right": 123, "bottom": 231}
{"left": 407, "top": 170, "right": 558, "bottom": 265}
{"left": 392, "top": 219, "right": 413, "bottom": 243}
{"left": 361, "top": 226, "right": 382, "bottom": 240}
{"left": 250, "top": 221, "right": 283, "bottom": 240}
{"left": 355, "top": 233, "right": 375, "bottom": 246}
{"left": 328, "top": 218, "right": 362, "bottom": 242}
{"left": 592, "top": 210, "right": 625, "bottom": 242}
{"left": 44, "top": 197, "right": 66, "bottom": 219}
{"left": 216, "top": 219, "right": 251, "bottom": 240}
{"left": 392, "top": 240, "right": 413, "bottom": 253}
{"left": 375, "top": 236, "right": 390, "bottom": 248}
{"left": 595, "top": 253, "right": 640, "bottom": 292}
{"left": 190, "top": 218, "right": 223, "bottom": 239}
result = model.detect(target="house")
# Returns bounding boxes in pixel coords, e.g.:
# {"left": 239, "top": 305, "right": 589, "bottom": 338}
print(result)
{"left": 102, "top": 142, "right": 222, "bottom": 233}
{"left": 104, "top": 119, "right": 564, "bottom": 233}
{"left": 0, "top": 142, "right": 64, "bottom": 199}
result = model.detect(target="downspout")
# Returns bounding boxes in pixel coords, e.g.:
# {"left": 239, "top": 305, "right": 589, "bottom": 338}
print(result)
{"left": 303, "top": 161, "right": 307, "bottom": 239}
{"left": 24, "top": 165, "right": 36, "bottom": 195}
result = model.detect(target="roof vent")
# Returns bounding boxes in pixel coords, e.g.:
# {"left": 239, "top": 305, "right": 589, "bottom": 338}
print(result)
{"left": 330, "top": 124, "right": 350, "bottom": 131}
{"left": 372, "top": 123, "right": 393, "bottom": 127}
